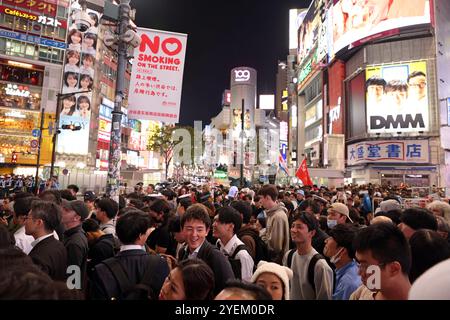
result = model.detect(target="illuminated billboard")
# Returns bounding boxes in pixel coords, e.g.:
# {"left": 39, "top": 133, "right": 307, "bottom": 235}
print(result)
{"left": 259, "top": 94, "right": 274, "bottom": 110}
{"left": 332, "top": 0, "right": 431, "bottom": 56}
{"left": 366, "top": 60, "right": 429, "bottom": 134}
{"left": 57, "top": 1, "right": 99, "bottom": 155}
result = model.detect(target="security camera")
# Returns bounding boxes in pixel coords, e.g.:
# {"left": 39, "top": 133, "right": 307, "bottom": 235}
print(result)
{"left": 73, "top": 10, "right": 92, "bottom": 32}
{"left": 121, "top": 29, "right": 141, "bottom": 48}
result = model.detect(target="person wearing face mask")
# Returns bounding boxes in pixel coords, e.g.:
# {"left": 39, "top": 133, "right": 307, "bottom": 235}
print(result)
{"left": 323, "top": 224, "right": 361, "bottom": 300}
{"left": 327, "top": 203, "right": 353, "bottom": 230}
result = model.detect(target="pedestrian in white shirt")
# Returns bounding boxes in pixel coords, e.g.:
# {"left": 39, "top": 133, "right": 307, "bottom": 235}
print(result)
{"left": 13, "top": 196, "right": 37, "bottom": 254}
{"left": 213, "top": 206, "right": 254, "bottom": 282}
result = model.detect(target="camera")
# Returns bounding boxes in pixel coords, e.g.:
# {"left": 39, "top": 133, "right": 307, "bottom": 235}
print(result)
{"left": 73, "top": 10, "right": 92, "bottom": 32}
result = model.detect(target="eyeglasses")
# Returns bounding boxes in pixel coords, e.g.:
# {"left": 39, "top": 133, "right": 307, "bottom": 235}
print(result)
{"left": 355, "top": 261, "right": 387, "bottom": 271}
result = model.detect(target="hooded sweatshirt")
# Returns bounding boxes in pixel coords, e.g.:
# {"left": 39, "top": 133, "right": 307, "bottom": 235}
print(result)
{"left": 263, "top": 202, "right": 290, "bottom": 264}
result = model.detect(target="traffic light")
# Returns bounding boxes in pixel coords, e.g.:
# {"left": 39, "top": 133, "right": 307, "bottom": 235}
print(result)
{"left": 61, "top": 124, "right": 82, "bottom": 131}
{"left": 11, "top": 152, "right": 18, "bottom": 163}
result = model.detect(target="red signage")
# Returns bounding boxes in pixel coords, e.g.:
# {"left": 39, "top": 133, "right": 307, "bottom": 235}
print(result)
{"left": 0, "top": 5, "right": 66, "bottom": 28}
{"left": 4, "top": 0, "right": 60, "bottom": 17}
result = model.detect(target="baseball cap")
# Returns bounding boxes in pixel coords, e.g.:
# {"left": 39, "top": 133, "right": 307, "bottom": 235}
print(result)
{"left": 379, "top": 199, "right": 401, "bottom": 212}
{"left": 328, "top": 202, "right": 353, "bottom": 223}
{"left": 61, "top": 199, "right": 89, "bottom": 221}
{"left": 296, "top": 189, "right": 305, "bottom": 196}
{"left": 83, "top": 191, "right": 96, "bottom": 202}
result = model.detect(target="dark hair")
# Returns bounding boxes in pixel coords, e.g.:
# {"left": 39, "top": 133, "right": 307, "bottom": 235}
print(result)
{"left": 254, "top": 195, "right": 261, "bottom": 203}
{"left": 67, "top": 184, "right": 79, "bottom": 193}
{"left": 30, "top": 200, "right": 62, "bottom": 232}
{"left": 60, "top": 189, "right": 76, "bottom": 201}
{"left": 281, "top": 200, "right": 294, "bottom": 214}
{"left": 178, "top": 197, "right": 192, "bottom": 211}
{"left": 79, "top": 74, "right": 93, "bottom": 89}
{"left": 129, "top": 198, "right": 145, "bottom": 210}
{"left": 181, "top": 203, "right": 211, "bottom": 229}
{"left": 68, "top": 28, "right": 82, "bottom": 44}
{"left": 291, "top": 211, "right": 318, "bottom": 232}
{"left": 149, "top": 199, "right": 171, "bottom": 223}
{"left": 177, "top": 258, "right": 215, "bottom": 300}
{"left": 77, "top": 95, "right": 91, "bottom": 111}
{"left": 298, "top": 199, "right": 320, "bottom": 214}
{"left": 385, "top": 80, "right": 408, "bottom": 93}
{"left": 258, "top": 185, "right": 278, "bottom": 201}
{"left": 13, "top": 196, "right": 37, "bottom": 217}
{"left": 39, "top": 190, "right": 61, "bottom": 205}
{"left": 66, "top": 50, "right": 80, "bottom": 63}
{"left": 375, "top": 209, "right": 402, "bottom": 225}
{"left": 168, "top": 216, "right": 182, "bottom": 233}
{"left": 408, "top": 229, "right": 450, "bottom": 282}
{"left": 0, "top": 247, "right": 36, "bottom": 271}
{"left": 0, "top": 225, "right": 15, "bottom": 249}
{"left": 407, "top": 71, "right": 426, "bottom": 83}
{"left": 116, "top": 210, "right": 152, "bottom": 245}
{"left": 119, "top": 195, "right": 126, "bottom": 210}
{"left": 216, "top": 206, "right": 242, "bottom": 234}
{"left": 353, "top": 222, "right": 411, "bottom": 275}
{"left": 82, "top": 218, "right": 100, "bottom": 233}
{"left": 401, "top": 208, "right": 437, "bottom": 231}
{"left": 366, "top": 76, "right": 387, "bottom": 90}
{"left": 329, "top": 224, "right": 359, "bottom": 259}
{"left": 96, "top": 198, "right": 118, "bottom": 219}
{"left": 88, "top": 12, "right": 99, "bottom": 27}
{"left": 83, "top": 32, "right": 97, "bottom": 48}
{"left": 230, "top": 200, "right": 252, "bottom": 224}
{"left": 221, "top": 280, "right": 272, "bottom": 300}
{"left": 257, "top": 216, "right": 266, "bottom": 229}
{"left": 64, "top": 72, "right": 78, "bottom": 87}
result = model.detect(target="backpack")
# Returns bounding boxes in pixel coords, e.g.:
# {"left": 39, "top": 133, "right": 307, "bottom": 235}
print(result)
{"left": 238, "top": 229, "right": 269, "bottom": 265}
{"left": 227, "top": 244, "right": 250, "bottom": 279}
{"left": 286, "top": 249, "right": 325, "bottom": 294}
{"left": 102, "top": 258, "right": 159, "bottom": 300}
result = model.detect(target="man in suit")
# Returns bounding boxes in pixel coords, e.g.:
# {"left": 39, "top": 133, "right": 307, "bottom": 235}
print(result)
{"left": 179, "top": 203, "right": 235, "bottom": 294}
{"left": 90, "top": 210, "right": 169, "bottom": 300}
{"left": 25, "top": 200, "right": 68, "bottom": 281}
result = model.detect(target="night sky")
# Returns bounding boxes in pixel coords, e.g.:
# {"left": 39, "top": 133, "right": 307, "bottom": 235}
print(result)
{"left": 133, "top": 0, "right": 311, "bottom": 126}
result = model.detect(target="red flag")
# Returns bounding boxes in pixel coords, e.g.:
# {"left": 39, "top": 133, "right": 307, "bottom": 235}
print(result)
{"left": 296, "top": 158, "right": 313, "bottom": 186}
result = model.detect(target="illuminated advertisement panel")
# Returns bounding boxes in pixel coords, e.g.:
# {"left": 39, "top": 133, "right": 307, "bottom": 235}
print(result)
{"left": 57, "top": 1, "right": 99, "bottom": 155}
{"left": 366, "top": 60, "right": 429, "bottom": 134}
{"left": 332, "top": 0, "right": 430, "bottom": 56}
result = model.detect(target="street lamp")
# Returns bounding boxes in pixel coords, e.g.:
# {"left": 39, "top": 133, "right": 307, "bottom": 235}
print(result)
{"left": 102, "top": 0, "right": 141, "bottom": 201}
{"left": 50, "top": 90, "right": 92, "bottom": 178}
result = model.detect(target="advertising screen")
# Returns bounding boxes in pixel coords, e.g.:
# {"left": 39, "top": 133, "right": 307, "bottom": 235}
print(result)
{"left": 57, "top": 0, "right": 99, "bottom": 155}
{"left": 366, "top": 60, "right": 429, "bottom": 134}
{"left": 332, "top": 0, "right": 430, "bottom": 55}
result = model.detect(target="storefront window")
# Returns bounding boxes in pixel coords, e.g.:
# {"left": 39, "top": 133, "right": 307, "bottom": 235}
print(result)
{"left": 0, "top": 82, "right": 42, "bottom": 110}
{"left": 0, "top": 134, "right": 36, "bottom": 156}
{"left": 0, "top": 39, "right": 63, "bottom": 64}
{"left": 0, "top": 62, "right": 44, "bottom": 86}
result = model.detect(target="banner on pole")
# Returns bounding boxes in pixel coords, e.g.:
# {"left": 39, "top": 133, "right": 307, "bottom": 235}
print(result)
{"left": 128, "top": 28, "right": 187, "bottom": 123}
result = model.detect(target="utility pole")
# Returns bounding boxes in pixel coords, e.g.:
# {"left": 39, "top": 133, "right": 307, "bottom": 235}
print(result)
{"left": 106, "top": 0, "right": 132, "bottom": 201}
{"left": 34, "top": 107, "right": 45, "bottom": 195}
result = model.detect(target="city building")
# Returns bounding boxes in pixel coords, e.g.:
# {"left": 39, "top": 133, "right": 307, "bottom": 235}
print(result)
{"left": 293, "top": 0, "right": 449, "bottom": 194}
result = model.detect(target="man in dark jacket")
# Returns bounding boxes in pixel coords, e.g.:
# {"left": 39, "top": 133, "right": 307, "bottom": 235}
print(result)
{"left": 178, "top": 203, "right": 235, "bottom": 294}
{"left": 90, "top": 210, "right": 169, "bottom": 300}
{"left": 61, "top": 199, "right": 89, "bottom": 288}
{"left": 82, "top": 218, "right": 115, "bottom": 276}
{"left": 25, "top": 200, "right": 67, "bottom": 281}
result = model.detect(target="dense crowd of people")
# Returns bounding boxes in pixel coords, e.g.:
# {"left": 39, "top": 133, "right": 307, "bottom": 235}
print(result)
{"left": 0, "top": 181, "right": 449, "bottom": 300}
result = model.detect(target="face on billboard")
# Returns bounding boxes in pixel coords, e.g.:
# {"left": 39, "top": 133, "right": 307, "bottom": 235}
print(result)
{"left": 365, "top": 61, "right": 429, "bottom": 134}
{"left": 332, "top": 0, "right": 430, "bottom": 55}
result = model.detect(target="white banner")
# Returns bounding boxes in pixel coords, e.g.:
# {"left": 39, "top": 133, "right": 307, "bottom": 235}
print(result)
{"left": 347, "top": 140, "right": 429, "bottom": 166}
{"left": 128, "top": 28, "right": 187, "bottom": 123}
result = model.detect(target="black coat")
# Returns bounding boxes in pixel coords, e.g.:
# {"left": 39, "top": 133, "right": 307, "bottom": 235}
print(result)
{"left": 87, "top": 233, "right": 115, "bottom": 273}
{"left": 63, "top": 225, "right": 89, "bottom": 285}
{"left": 28, "top": 235, "right": 68, "bottom": 281}
{"left": 179, "top": 240, "right": 235, "bottom": 295}
{"left": 89, "top": 249, "right": 169, "bottom": 300}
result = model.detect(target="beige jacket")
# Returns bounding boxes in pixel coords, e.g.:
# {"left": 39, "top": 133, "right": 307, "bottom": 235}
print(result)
{"left": 262, "top": 203, "right": 290, "bottom": 264}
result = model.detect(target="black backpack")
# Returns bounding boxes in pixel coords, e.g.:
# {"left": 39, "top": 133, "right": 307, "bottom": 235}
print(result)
{"left": 227, "top": 244, "right": 250, "bottom": 279}
{"left": 286, "top": 249, "right": 325, "bottom": 294}
{"left": 238, "top": 229, "right": 270, "bottom": 265}
{"left": 102, "top": 258, "right": 159, "bottom": 300}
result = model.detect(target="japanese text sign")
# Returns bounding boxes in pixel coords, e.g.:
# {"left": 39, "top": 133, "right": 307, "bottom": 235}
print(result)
{"left": 347, "top": 140, "right": 429, "bottom": 165}
{"left": 4, "top": 0, "right": 60, "bottom": 17}
{"left": 128, "top": 28, "right": 187, "bottom": 123}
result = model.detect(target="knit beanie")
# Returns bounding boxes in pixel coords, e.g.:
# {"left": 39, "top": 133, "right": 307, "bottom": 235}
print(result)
{"left": 251, "top": 261, "right": 293, "bottom": 300}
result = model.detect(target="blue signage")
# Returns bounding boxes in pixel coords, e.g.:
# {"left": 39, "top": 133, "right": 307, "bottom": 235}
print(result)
{"left": 280, "top": 143, "right": 287, "bottom": 161}
{"left": 0, "top": 29, "right": 66, "bottom": 49}
{"left": 32, "top": 129, "right": 40, "bottom": 137}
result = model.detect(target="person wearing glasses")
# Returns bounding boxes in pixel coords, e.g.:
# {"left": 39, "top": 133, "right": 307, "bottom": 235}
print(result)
{"left": 350, "top": 222, "right": 411, "bottom": 300}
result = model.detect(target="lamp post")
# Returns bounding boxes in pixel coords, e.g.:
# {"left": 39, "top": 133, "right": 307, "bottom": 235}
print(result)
{"left": 50, "top": 90, "right": 92, "bottom": 179}
{"left": 104, "top": 0, "right": 140, "bottom": 201}
{"left": 240, "top": 98, "right": 245, "bottom": 188}
{"left": 34, "top": 107, "right": 45, "bottom": 195}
